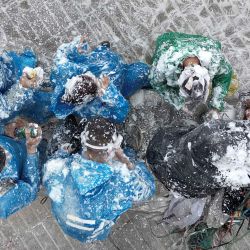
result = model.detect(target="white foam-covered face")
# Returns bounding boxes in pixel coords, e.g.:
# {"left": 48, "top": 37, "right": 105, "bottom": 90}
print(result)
{"left": 179, "top": 65, "right": 210, "bottom": 102}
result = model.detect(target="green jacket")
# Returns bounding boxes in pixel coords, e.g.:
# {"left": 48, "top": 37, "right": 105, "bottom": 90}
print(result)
{"left": 150, "top": 32, "right": 233, "bottom": 111}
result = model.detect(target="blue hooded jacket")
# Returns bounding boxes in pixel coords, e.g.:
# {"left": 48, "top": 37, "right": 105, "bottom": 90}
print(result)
{"left": 43, "top": 150, "right": 155, "bottom": 242}
{"left": 0, "top": 49, "right": 53, "bottom": 124}
{"left": 0, "top": 135, "right": 40, "bottom": 218}
{"left": 50, "top": 36, "right": 150, "bottom": 123}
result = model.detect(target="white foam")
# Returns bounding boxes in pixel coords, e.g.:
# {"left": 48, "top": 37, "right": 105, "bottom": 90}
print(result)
{"left": 43, "top": 158, "right": 68, "bottom": 182}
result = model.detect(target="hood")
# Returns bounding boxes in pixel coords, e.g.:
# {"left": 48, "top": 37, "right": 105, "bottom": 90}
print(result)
{"left": 0, "top": 136, "right": 26, "bottom": 180}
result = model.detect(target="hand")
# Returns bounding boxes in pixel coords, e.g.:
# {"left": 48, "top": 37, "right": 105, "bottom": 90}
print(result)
{"left": 77, "top": 34, "right": 91, "bottom": 54}
{"left": 97, "top": 75, "right": 110, "bottom": 96}
{"left": 114, "top": 148, "right": 134, "bottom": 170}
{"left": 101, "top": 75, "right": 110, "bottom": 90}
{"left": 20, "top": 73, "right": 37, "bottom": 88}
{"left": 20, "top": 67, "right": 44, "bottom": 89}
{"left": 204, "top": 109, "right": 220, "bottom": 121}
{"left": 4, "top": 117, "right": 28, "bottom": 138}
{"left": 25, "top": 124, "right": 42, "bottom": 154}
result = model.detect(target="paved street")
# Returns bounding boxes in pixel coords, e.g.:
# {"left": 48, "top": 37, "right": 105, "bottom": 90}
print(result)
{"left": 1, "top": 0, "right": 250, "bottom": 249}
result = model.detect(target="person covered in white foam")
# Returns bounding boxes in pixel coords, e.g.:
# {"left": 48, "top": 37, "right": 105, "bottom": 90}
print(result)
{"left": 43, "top": 117, "right": 155, "bottom": 242}
{"left": 150, "top": 32, "right": 236, "bottom": 119}
{"left": 0, "top": 48, "right": 50, "bottom": 123}
{"left": 52, "top": 70, "right": 129, "bottom": 124}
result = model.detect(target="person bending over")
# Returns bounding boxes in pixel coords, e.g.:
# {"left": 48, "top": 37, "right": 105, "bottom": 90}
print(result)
{"left": 51, "top": 35, "right": 150, "bottom": 98}
{"left": 146, "top": 120, "right": 250, "bottom": 234}
{"left": 51, "top": 71, "right": 129, "bottom": 123}
{"left": 43, "top": 117, "right": 155, "bottom": 242}
{"left": 150, "top": 32, "right": 236, "bottom": 118}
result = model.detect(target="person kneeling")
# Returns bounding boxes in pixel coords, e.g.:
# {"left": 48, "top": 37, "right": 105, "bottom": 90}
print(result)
{"left": 43, "top": 117, "right": 155, "bottom": 242}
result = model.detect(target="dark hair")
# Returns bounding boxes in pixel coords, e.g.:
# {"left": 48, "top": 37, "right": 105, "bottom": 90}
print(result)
{"left": 61, "top": 75, "right": 98, "bottom": 105}
{"left": 0, "top": 146, "right": 6, "bottom": 173}
{"left": 47, "top": 115, "right": 82, "bottom": 156}
{"left": 84, "top": 117, "right": 116, "bottom": 147}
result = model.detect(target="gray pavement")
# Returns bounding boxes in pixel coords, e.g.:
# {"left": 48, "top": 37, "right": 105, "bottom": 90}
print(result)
{"left": 1, "top": 0, "right": 250, "bottom": 249}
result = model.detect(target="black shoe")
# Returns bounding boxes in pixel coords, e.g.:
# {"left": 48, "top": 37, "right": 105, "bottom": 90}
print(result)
{"left": 100, "top": 41, "right": 111, "bottom": 48}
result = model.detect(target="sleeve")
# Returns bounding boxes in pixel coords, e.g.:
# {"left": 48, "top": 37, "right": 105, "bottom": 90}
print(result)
{"left": 50, "top": 82, "right": 74, "bottom": 119}
{"left": 54, "top": 36, "right": 90, "bottom": 64}
{"left": 122, "top": 148, "right": 155, "bottom": 202}
{"left": 0, "top": 153, "right": 40, "bottom": 218}
{"left": 0, "top": 83, "right": 35, "bottom": 121}
{"left": 152, "top": 32, "right": 175, "bottom": 63}
{"left": 43, "top": 158, "right": 69, "bottom": 204}
{"left": 97, "top": 83, "right": 130, "bottom": 123}
{"left": 123, "top": 62, "right": 150, "bottom": 97}
{"left": 50, "top": 62, "right": 84, "bottom": 119}
{"left": 209, "top": 59, "right": 233, "bottom": 111}
{"left": 6, "top": 49, "right": 37, "bottom": 79}
{"left": 0, "top": 94, "right": 10, "bottom": 120}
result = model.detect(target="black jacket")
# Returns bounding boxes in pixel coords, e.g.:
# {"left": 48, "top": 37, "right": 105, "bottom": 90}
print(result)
{"left": 147, "top": 120, "right": 250, "bottom": 198}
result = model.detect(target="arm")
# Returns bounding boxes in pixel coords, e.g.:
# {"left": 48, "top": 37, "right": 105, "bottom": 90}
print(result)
{"left": 6, "top": 49, "right": 37, "bottom": 79}
{"left": 43, "top": 157, "right": 69, "bottom": 204}
{"left": 0, "top": 153, "right": 39, "bottom": 218}
{"left": 153, "top": 32, "right": 176, "bottom": 63}
{"left": 50, "top": 62, "right": 83, "bottom": 119}
{"left": 0, "top": 83, "right": 34, "bottom": 120}
{"left": 123, "top": 62, "right": 150, "bottom": 97}
{"left": 0, "top": 94, "right": 10, "bottom": 120}
{"left": 54, "top": 36, "right": 90, "bottom": 64}
{"left": 51, "top": 83, "right": 74, "bottom": 119}
{"left": 209, "top": 59, "right": 233, "bottom": 111}
{"left": 97, "top": 82, "right": 130, "bottom": 123}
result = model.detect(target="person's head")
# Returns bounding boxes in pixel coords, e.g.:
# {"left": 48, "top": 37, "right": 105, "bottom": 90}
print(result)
{"left": 0, "top": 146, "right": 6, "bottom": 173}
{"left": 179, "top": 64, "right": 210, "bottom": 103}
{"left": 239, "top": 92, "right": 250, "bottom": 120}
{"left": 81, "top": 117, "right": 122, "bottom": 163}
{"left": 61, "top": 73, "right": 98, "bottom": 105}
{"left": 182, "top": 56, "right": 200, "bottom": 68}
{"left": 245, "top": 108, "right": 250, "bottom": 120}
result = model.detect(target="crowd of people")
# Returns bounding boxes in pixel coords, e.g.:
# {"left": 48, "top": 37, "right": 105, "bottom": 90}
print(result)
{"left": 0, "top": 32, "right": 250, "bottom": 249}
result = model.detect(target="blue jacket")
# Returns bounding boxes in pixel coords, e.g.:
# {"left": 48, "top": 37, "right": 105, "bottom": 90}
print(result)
{"left": 50, "top": 36, "right": 150, "bottom": 122}
{"left": 51, "top": 36, "right": 150, "bottom": 98}
{"left": 0, "top": 49, "right": 53, "bottom": 124}
{"left": 43, "top": 150, "right": 155, "bottom": 242}
{"left": 0, "top": 135, "right": 40, "bottom": 218}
